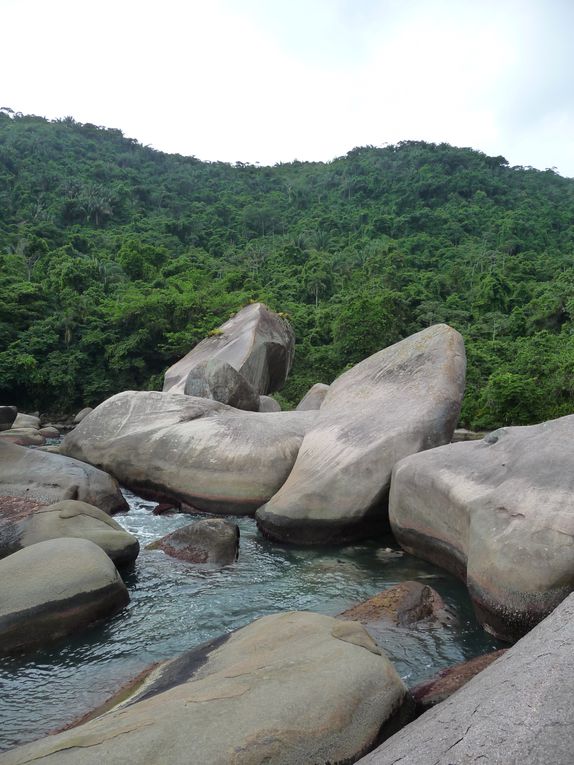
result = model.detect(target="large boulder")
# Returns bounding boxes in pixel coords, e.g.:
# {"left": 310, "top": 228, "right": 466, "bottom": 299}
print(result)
{"left": 2, "top": 611, "right": 409, "bottom": 765}
{"left": 183, "top": 358, "right": 260, "bottom": 411}
{"left": 389, "top": 416, "right": 574, "bottom": 641}
{"left": 163, "top": 302, "right": 295, "bottom": 396}
{"left": 0, "top": 498, "right": 139, "bottom": 566}
{"left": 295, "top": 382, "right": 330, "bottom": 411}
{"left": 74, "top": 407, "right": 93, "bottom": 424}
{"left": 256, "top": 325, "right": 466, "bottom": 544}
{"left": 0, "top": 405, "right": 17, "bottom": 432}
{"left": 258, "top": 395, "right": 281, "bottom": 412}
{"left": 147, "top": 518, "right": 239, "bottom": 566}
{"left": 0, "top": 441, "right": 128, "bottom": 515}
{"left": 61, "top": 391, "right": 316, "bottom": 515}
{"left": 13, "top": 412, "right": 40, "bottom": 429}
{"left": 0, "top": 538, "right": 129, "bottom": 656}
{"left": 356, "top": 593, "right": 574, "bottom": 765}
{"left": 0, "top": 428, "right": 45, "bottom": 446}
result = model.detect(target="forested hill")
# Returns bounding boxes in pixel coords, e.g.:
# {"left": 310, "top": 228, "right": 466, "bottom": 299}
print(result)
{"left": 2, "top": 110, "right": 574, "bottom": 428}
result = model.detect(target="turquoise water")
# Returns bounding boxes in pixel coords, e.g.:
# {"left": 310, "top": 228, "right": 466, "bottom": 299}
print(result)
{"left": 0, "top": 489, "right": 500, "bottom": 752}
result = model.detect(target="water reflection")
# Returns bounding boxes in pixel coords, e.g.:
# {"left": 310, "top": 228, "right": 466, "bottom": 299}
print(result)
{"left": 0, "top": 489, "right": 500, "bottom": 751}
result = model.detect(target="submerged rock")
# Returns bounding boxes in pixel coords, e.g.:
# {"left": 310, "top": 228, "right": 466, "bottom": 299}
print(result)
{"left": 61, "top": 391, "right": 316, "bottom": 515}
{"left": 356, "top": 593, "right": 574, "bottom": 764}
{"left": 390, "top": 415, "right": 574, "bottom": 641}
{"left": 3, "top": 611, "right": 409, "bottom": 764}
{"left": 0, "top": 441, "right": 128, "bottom": 515}
{"left": 163, "top": 302, "right": 295, "bottom": 397}
{"left": 339, "top": 581, "right": 449, "bottom": 628}
{"left": 148, "top": 518, "right": 239, "bottom": 566}
{"left": 295, "top": 382, "right": 329, "bottom": 411}
{"left": 257, "top": 325, "right": 466, "bottom": 545}
{"left": 0, "top": 538, "right": 129, "bottom": 656}
{"left": 0, "top": 498, "right": 139, "bottom": 566}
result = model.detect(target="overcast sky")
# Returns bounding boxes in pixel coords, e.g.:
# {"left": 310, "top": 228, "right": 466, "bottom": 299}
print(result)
{"left": 2, "top": 0, "right": 573, "bottom": 176}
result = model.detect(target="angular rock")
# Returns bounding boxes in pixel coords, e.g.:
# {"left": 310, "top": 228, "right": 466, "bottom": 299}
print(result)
{"left": 0, "top": 428, "right": 45, "bottom": 446}
{"left": 356, "top": 593, "right": 574, "bottom": 765}
{"left": 3, "top": 611, "right": 409, "bottom": 765}
{"left": 257, "top": 325, "right": 466, "bottom": 544}
{"left": 0, "top": 538, "right": 129, "bottom": 656}
{"left": 295, "top": 382, "right": 330, "bottom": 411}
{"left": 389, "top": 416, "right": 574, "bottom": 641}
{"left": 0, "top": 498, "right": 139, "bottom": 566}
{"left": 74, "top": 407, "right": 93, "bottom": 424}
{"left": 13, "top": 412, "right": 40, "bottom": 429}
{"left": 339, "top": 581, "right": 448, "bottom": 628}
{"left": 163, "top": 302, "right": 295, "bottom": 396}
{"left": 0, "top": 405, "right": 17, "bottom": 432}
{"left": 0, "top": 441, "right": 128, "bottom": 514}
{"left": 148, "top": 518, "right": 239, "bottom": 566}
{"left": 183, "top": 358, "right": 260, "bottom": 411}
{"left": 410, "top": 649, "right": 507, "bottom": 711}
{"left": 61, "top": 391, "right": 316, "bottom": 515}
{"left": 258, "top": 394, "right": 281, "bottom": 412}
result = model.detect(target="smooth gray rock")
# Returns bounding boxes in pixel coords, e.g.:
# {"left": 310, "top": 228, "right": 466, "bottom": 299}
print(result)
{"left": 259, "top": 395, "right": 281, "bottom": 412}
{"left": 147, "top": 518, "right": 239, "bottom": 566}
{"left": 61, "top": 391, "right": 316, "bottom": 515}
{"left": 390, "top": 415, "right": 574, "bottom": 641}
{"left": 13, "top": 412, "right": 40, "bottom": 429}
{"left": 0, "top": 406, "right": 17, "bottom": 432}
{"left": 0, "top": 538, "right": 129, "bottom": 656}
{"left": 295, "top": 383, "right": 330, "bottom": 411}
{"left": 0, "top": 499, "right": 139, "bottom": 566}
{"left": 0, "top": 441, "right": 128, "bottom": 514}
{"left": 0, "top": 428, "right": 45, "bottom": 446}
{"left": 183, "top": 358, "right": 260, "bottom": 411}
{"left": 356, "top": 593, "right": 574, "bottom": 765}
{"left": 38, "top": 425, "right": 60, "bottom": 438}
{"left": 74, "top": 407, "right": 93, "bottom": 424}
{"left": 2, "top": 612, "right": 408, "bottom": 765}
{"left": 257, "top": 325, "right": 466, "bottom": 544}
{"left": 163, "top": 302, "right": 295, "bottom": 396}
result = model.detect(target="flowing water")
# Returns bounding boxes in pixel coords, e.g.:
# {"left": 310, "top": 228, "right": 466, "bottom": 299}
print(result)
{"left": 0, "top": 489, "right": 501, "bottom": 752}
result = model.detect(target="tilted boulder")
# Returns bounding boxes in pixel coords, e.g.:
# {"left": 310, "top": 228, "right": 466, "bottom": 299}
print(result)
{"left": 390, "top": 415, "right": 574, "bottom": 641}
{"left": 0, "top": 538, "right": 129, "bottom": 656}
{"left": 61, "top": 391, "right": 316, "bottom": 515}
{"left": 183, "top": 358, "right": 260, "bottom": 411}
{"left": 356, "top": 593, "right": 574, "bottom": 765}
{"left": 256, "top": 325, "right": 466, "bottom": 544}
{"left": 147, "top": 518, "right": 239, "bottom": 566}
{"left": 2, "top": 611, "right": 409, "bottom": 765}
{"left": 0, "top": 441, "right": 128, "bottom": 514}
{"left": 295, "top": 382, "right": 330, "bottom": 411}
{"left": 0, "top": 405, "right": 17, "bottom": 432}
{"left": 163, "top": 302, "right": 295, "bottom": 397}
{"left": 0, "top": 498, "right": 139, "bottom": 566}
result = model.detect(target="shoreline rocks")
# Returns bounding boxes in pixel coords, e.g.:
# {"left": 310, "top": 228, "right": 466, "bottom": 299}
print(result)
{"left": 256, "top": 324, "right": 466, "bottom": 545}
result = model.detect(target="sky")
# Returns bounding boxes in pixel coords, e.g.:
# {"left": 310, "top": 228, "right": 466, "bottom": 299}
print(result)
{"left": 1, "top": 0, "right": 574, "bottom": 176}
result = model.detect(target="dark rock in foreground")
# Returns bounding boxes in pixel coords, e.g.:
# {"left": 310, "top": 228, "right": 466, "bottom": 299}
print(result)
{"left": 390, "top": 415, "right": 574, "bottom": 641}
{"left": 0, "top": 406, "right": 17, "bottom": 432}
{"left": 356, "top": 593, "right": 574, "bottom": 765}
{"left": 3, "top": 611, "right": 409, "bottom": 765}
{"left": 0, "top": 442, "right": 128, "bottom": 515}
{"left": 0, "top": 538, "right": 129, "bottom": 656}
{"left": 257, "top": 325, "right": 466, "bottom": 545}
{"left": 148, "top": 518, "right": 239, "bottom": 566}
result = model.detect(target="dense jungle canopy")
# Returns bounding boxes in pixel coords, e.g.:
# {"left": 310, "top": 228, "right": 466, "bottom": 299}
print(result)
{"left": 2, "top": 109, "right": 574, "bottom": 428}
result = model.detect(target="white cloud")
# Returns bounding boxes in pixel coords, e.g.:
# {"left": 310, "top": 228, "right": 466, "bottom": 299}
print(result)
{"left": 1, "top": 0, "right": 573, "bottom": 175}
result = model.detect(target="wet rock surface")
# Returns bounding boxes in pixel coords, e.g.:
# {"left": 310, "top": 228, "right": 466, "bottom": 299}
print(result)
{"left": 147, "top": 518, "right": 239, "bottom": 566}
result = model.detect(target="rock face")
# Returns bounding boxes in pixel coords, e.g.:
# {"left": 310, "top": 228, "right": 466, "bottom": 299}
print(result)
{"left": 148, "top": 518, "right": 239, "bottom": 566}
{"left": 389, "top": 415, "right": 574, "bottom": 641}
{"left": 0, "top": 538, "right": 129, "bottom": 656}
{"left": 183, "top": 358, "right": 260, "bottom": 411}
{"left": 356, "top": 593, "right": 574, "bottom": 765}
{"left": 3, "top": 611, "right": 409, "bottom": 765}
{"left": 257, "top": 325, "right": 466, "bottom": 545}
{"left": 163, "top": 302, "right": 295, "bottom": 397}
{"left": 0, "top": 441, "right": 128, "bottom": 515}
{"left": 0, "top": 406, "right": 17, "bottom": 432}
{"left": 61, "top": 391, "right": 316, "bottom": 515}
{"left": 410, "top": 649, "right": 507, "bottom": 711}
{"left": 258, "top": 395, "right": 281, "bottom": 412}
{"left": 339, "top": 581, "right": 448, "bottom": 628}
{"left": 0, "top": 498, "right": 139, "bottom": 566}
{"left": 295, "top": 382, "right": 330, "bottom": 411}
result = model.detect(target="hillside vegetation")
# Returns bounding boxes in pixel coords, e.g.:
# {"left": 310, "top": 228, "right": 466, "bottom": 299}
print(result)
{"left": 2, "top": 110, "right": 574, "bottom": 427}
